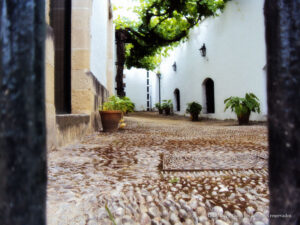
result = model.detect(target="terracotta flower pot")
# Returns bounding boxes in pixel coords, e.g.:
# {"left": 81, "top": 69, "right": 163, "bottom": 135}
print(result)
{"left": 238, "top": 111, "right": 250, "bottom": 125}
{"left": 191, "top": 113, "right": 199, "bottom": 121}
{"left": 164, "top": 108, "right": 171, "bottom": 115}
{"left": 100, "top": 111, "right": 122, "bottom": 132}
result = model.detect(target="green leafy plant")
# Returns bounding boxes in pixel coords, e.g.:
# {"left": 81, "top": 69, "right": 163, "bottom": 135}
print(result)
{"left": 186, "top": 101, "right": 202, "bottom": 121}
{"left": 161, "top": 99, "right": 173, "bottom": 110}
{"left": 162, "top": 99, "right": 173, "bottom": 116}
{"left": 100, "top": 96, "right": 127, "bottom": 113}
{"left": 121, "top": 96, "right": 135, "bottom": 113}
{"left": 224, "top": 93, "right": 261, "bottom": 125}
{"left": 155, "top": 102, "right": 162, "bottom": 110}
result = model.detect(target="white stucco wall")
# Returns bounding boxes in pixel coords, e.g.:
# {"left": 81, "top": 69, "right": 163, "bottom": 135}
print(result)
{"left": 158, "top": 0, "right": 267, "bottom": 121}
{"left": 90, "top": 0, "right": 109, "bottom": 87}
{"left": 124, "top": 69, "right": 157, "bottom": 111}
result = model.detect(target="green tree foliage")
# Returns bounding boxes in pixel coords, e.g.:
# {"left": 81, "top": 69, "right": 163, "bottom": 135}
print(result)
{"left": 114, "top": 0, "right": 230, "bottom": 70}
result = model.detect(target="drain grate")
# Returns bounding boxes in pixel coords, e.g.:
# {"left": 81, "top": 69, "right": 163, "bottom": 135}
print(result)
{"left": 162, "top": 151, "right": 268, "bottom": 171}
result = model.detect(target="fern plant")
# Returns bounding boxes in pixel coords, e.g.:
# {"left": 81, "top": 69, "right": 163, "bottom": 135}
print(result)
{"left": 224, "top": 93, "right": 261, "bottom": 125}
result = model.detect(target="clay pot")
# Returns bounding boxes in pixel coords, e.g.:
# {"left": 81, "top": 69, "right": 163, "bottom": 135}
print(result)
{"left": 191, "top": 113, "right": 199, "bottom": 121}
{"left": 238, "top": 111, "right": 250, "bottom": 125}
{"left": 164, "top": 108, "right": 171, "bottom": 115}
{"left": 100, "top": 111, "right": 122, "bottom": 132}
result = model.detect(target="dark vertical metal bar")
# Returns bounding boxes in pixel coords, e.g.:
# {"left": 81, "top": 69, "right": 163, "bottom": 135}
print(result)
{"left": 147, "top": 71, "right": 150, "bottom": 111}
{"left": 157, "top": 73, "right": 161, "bottom": 105}
{"left": 265, "top": 0, "right": 300, "bottom": 224}
{"left": 0, "top": 0, "right": 47, "bottom": 224}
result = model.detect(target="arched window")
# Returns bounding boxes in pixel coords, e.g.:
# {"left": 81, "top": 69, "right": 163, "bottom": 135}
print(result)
{"left": 174, "top": 89, "right": 180, "bottom": 111}
{"left": 203, "top": 78, "right": 215, "bottom": 113}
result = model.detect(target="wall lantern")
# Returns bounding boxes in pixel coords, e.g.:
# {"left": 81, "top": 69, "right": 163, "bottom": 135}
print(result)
{"left": 172, "top": 62, "right": 177, "bottom": 71}
{"left": 199, "top": 44, "right": 206, "bottom": 57}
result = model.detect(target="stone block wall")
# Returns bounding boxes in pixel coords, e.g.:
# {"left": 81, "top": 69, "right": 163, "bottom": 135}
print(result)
{"left": 71, "top": 0, "right": 93, "bottom": 115}
{"left": 45, "top": 25, "right": 57, "bottom": 149}
{"left": 44, "top": 0, "right": 113, "bottom": 148}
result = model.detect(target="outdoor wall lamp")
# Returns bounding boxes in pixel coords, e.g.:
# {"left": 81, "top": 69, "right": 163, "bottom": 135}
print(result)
{"left": 172, "top": 62, "right": 177, "bottom": 71}
{"left": 199, "top": 44, "right": 206, "bottom": 57}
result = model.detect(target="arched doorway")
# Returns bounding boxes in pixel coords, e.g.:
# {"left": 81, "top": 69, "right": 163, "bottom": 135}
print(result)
{"left": 174, "top": 89, "right": 180, "bottom": 111}
{"left": 203, "top": 78, "right": 215, "bottom": 113}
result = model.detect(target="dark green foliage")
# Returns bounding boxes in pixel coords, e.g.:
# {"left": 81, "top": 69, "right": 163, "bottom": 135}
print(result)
{"left": 115, "top": 0, "right": 230, "bottom": 70}
{"left": 186, "top": 101, "right": 202, "bottom": 115}
{"left": 155, "top": 102, "right": 162, "bottom": 110}
{"left": 224, "top": 93, "right": 261, "bottom": 117}
{"left": 186, "top": 101, "right": 202, "bottom": 121}
{"left": 161, "top": 99, "right": 173, "bottom": 110}
{"left": 121, "top": 96, "right": 135, "bottom": 113}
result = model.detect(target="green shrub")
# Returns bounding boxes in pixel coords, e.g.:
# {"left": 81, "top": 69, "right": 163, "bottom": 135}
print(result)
{"left": 224, "top": 93, "right": 261, "bottom": 117}
{"left": 186, "top": 102, "right": 202, "bottom": 115}
{"left": 186, "top": 102, "right": 202, "bottom": 121}
{"left": 155, "top": 102, "right": 162, "bottom": 110}
{"left": 121, "top": 96, "right": 135, "bottom": 113}
{"left": 100, "top": 96, "right": 135, "bottom": 113}
{"left": 161, "top": 99, "right": 173, "bottom": 110}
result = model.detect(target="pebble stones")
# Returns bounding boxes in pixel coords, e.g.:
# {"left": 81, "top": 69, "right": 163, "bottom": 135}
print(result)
{"left": 198, "top": 215, "right": 208, "bottom": 223}
{"left": 178, "top": 209, "right": 188, "bottom": 220}
{"left": 140, "top": 213, "right": 151, "bottom": 225}
{"left": 148, "top": 206, "right": 160, "bottom": 219}
{"left": 212, "top": 206, "right": 224, "bottom": 216}
{"left": 215, "top": 220, "right": 229, "bottom": 225}
{"left": 48, "top": 116, "right": 269, "bottom": 225}
{"left": 234, "top": 209, "right": 243, "bottom": 220}
{"left": 196, "top": 206, "right": 206, "bottom": 216}
{"left": 169, "top": 213, "right": 180, "bottom": 225}
{"left": 251, "top": 212, "right": 269, "bottom": 224}
{"left": 241, "top": 217, "right": 251, "bottom": 225}
{"left": 246, "top": 206, "right": 255, "bottom": 215}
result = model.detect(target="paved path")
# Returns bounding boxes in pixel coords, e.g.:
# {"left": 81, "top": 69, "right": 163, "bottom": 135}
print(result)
{"left": 47, "top": 113, "right": 269, "bottom": 225}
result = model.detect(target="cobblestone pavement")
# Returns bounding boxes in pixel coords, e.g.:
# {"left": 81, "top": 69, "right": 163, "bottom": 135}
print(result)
{"left": 47, "top": 113, "right": 269, "bottom": 225}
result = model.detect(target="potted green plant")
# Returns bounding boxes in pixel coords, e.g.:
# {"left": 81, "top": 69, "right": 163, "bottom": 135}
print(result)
{"left": 121, "top": 96, "right": 135, "bottom": 114}
{"left": 155, "top": 103, "right": 163, "bottom": 114}
{"left": 99, "top": 96, "right": 127, "bottom": 132}
{"left": 186, "top": 102, "right": 202, "bottom": 121}
{"left": 224, "top": 93, "right": 261, "bottom": 125}
{"left": 162, "top": 99, "right": 173, "bottom": 115}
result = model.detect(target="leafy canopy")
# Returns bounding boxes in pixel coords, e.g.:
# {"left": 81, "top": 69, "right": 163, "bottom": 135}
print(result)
{"left": 114, "top": 0, "right": 230, "bottom": 71}
{"left": 224, "top": 93, "right": 261, "bottom": 117}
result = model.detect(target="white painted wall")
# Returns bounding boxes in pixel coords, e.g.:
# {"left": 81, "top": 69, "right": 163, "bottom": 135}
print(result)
{"left": 90, "top": 0, "right": 109, "bottom": 87}
{"left": 124, "top": 68, "right": 157, "bottom": 111}
{"left": 157, "top": 0, "right": 267, "bottom": 121}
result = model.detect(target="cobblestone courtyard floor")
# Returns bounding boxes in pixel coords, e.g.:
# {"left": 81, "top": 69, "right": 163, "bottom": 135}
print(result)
{"left": 47, "top": 113, "right": 269, "bottom": 225}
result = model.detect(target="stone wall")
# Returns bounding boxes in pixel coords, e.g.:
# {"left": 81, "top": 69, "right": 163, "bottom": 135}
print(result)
{"left": 44, "top": 0, "right": 113, "bottom": 148}
{"left": 45, "top": 25, "right": 57, "bottom": 149}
